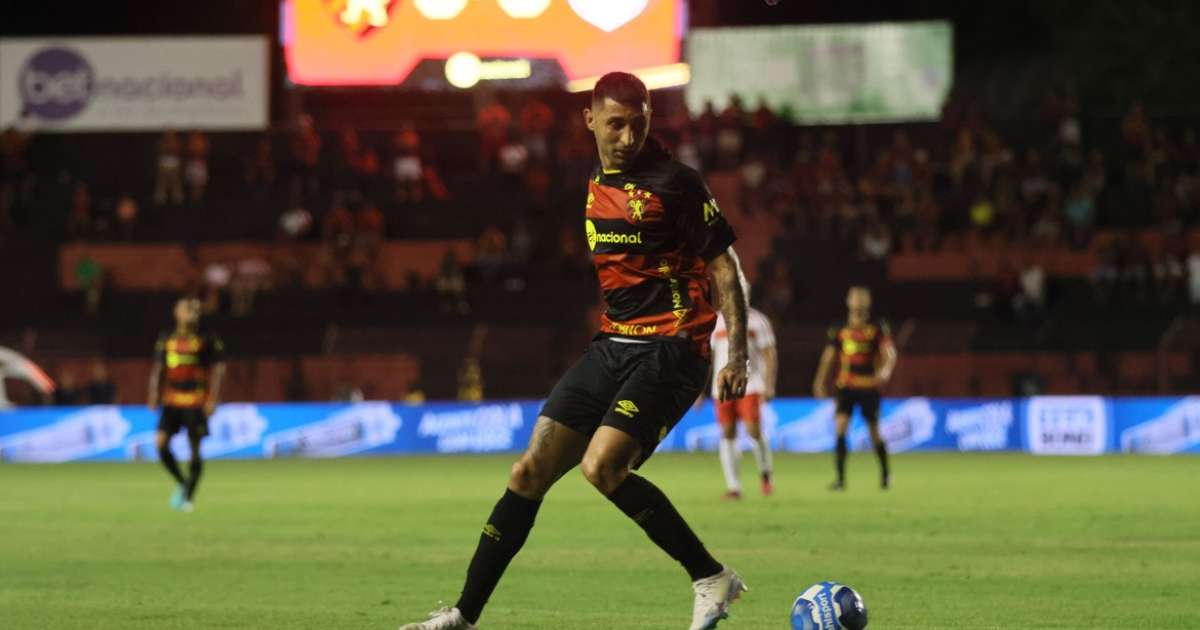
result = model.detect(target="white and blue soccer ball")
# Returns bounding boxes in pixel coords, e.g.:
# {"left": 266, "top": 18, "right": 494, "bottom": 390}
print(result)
{"left": 790, "top": 581, "right": 868, "bottom": 630}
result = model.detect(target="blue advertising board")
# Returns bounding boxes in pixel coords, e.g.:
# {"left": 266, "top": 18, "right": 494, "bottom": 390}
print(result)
{"left": 1, "top": 397, "right": 1197, "bottom": 463}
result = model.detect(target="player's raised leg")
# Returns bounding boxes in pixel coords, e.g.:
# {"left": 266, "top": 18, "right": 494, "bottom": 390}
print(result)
{"left": 400, "top": 416, "right": 589, "bottom": 630}
{"left": 582, "top": 426, "right": 744, "bottom": 630}
{"left": 716, "top": 401, "right": 742, "bottom": 500}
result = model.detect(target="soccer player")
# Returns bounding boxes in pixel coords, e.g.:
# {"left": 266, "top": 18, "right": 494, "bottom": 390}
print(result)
{"left": 710, "top": 287, "right": 777, "bottom": 500}
{"left": 147, "top": 296, "right": 225, "bottom": 512}
{"left": 400, "top": 72, "right": 750, "bottom": 630}
{"left": 812, "top": 286, "right": 897, "bottom": 490}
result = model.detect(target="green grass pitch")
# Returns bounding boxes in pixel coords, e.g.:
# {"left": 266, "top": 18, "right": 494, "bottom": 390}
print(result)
{"left": 1, "top": 453, "right": 1196, "bottom": 629}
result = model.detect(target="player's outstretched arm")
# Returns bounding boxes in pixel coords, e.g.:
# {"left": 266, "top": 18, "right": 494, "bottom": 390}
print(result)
{"left": 708, "top": 248, "right": 748, "bottom": 402}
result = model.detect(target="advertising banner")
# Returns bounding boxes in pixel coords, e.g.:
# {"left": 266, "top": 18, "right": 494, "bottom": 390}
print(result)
{"left": 0, "top": 36, "right": 268, "bottom": 131}
{"left": 1114, "top": 397, "right": 1200, "bottom": 454}
{"left": 686, "top": 21, "right": 952, "bottom": 123}
{"left": 1, "top": 397, "right": 1195, "bottom": 463}
{"left": 1024, "top": 396, "right": 1109, "bottom": 455}
{"left": 280, "top": 0, "right": 682, "bottom": 88}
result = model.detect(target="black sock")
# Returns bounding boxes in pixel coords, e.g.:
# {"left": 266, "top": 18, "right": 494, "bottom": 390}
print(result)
{"left": 186, "top": 457, "right": 203, "bottom": 501}
{"left": 456, "top": 489, "right": 541, "bottom": 624}
{"left": 874, "top": 441, "right": 890, "bottom": 480}
{"left": 835, "top": 435, "right": 848, "bottom": 483}
{"left": 607, "top": 474, "right": 723, "bottom": 581}
{"left": 158, "top": 445, "right": 186, "bottom": 486}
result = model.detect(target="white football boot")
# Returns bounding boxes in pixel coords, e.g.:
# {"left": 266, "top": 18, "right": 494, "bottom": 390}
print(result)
{"left": 690, "top": 567, "right": 748, "bottom": 630}
{"left": 399, "top": 606, "right": 477, "bottom": 630}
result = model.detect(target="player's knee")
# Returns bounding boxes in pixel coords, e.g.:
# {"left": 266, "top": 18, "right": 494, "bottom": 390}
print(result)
{"left": 720, "top": 423, "right": 737, "bottom": 440}
{"left": 580, "top": 455, "right": 627, "bottom": 495}
{"left": 509, "top": 457, "right": 550, "bottom": 496}
{"left": 745, "top": 421, "right": 762, "bottom": 440}
{"left": 155, "top": 432, "right": 170, "bottom": 451}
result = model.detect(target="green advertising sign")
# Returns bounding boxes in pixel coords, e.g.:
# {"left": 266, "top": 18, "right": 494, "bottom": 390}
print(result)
{"left": 686, "top": 21, "right": 953, "bottom": 123}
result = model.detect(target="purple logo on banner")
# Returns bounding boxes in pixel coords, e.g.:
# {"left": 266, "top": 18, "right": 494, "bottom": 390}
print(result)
{"left": 19, "top": 47, "right": 94, "bottom": 120}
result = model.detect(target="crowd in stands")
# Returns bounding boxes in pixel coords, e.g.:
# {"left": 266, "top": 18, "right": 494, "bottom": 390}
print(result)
{"left": 5, "top": 87, "right": 1200, "bottom": 323}
{"left": 50, "top": 360, "right": 115, "bottom": 406}
{"left": 8, "top": 88, "right": 1200, "bottom": 401}
{"left": 653, "top": 91, "right": 1200, "bottom": 313}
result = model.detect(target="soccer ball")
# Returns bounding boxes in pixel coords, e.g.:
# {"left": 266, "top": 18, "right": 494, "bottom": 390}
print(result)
{"left": 790, "top": 581, "right": 868, "bottom": 630}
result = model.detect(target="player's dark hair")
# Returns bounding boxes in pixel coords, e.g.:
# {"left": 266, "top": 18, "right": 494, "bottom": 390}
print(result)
{"left": 592, "top": 72, "right": 650, "bottom": 108}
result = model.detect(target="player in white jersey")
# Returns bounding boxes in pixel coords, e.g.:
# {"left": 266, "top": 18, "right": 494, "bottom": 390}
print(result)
{"left": 710, "top": 307, "right": 777, "bottom": 499}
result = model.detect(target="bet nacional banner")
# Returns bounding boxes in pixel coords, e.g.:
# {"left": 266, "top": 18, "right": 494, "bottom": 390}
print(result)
{"left": 1, "top": 397, "right": 1197, "bottom": 463}
{"left": 686, "top": 21, "right": 953, "bottom": 123}
{"left": 0, "top": 36, "right": 268, "bottom": 131}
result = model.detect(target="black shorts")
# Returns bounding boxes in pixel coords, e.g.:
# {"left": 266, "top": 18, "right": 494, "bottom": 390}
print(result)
{"left": 541, "top": 338, "right": 709, "bottom": 468}
{"left": 158, "top": 406, "right": 209, "bottom": 440}
{"left": 835, "top": 388, "right": 881, "bottom": 423}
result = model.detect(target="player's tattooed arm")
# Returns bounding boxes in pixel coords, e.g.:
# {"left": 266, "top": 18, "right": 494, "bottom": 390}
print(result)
{"left": 708, "top": 248, "right": 749, "bottom": 401}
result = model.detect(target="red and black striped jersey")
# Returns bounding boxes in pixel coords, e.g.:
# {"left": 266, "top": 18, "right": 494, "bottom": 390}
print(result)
{"left": 827, "top": 319, "right": 892, "bottom": 390}
{"left": 585, "top": 139, "right": 737, "bottom": 358}
{"left": 155, "top": 331, "right": 224, "bottom": 408}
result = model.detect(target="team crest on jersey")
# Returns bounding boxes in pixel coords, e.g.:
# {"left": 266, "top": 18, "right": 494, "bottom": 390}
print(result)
{"left": 623, "top": 183, "right": 653, "bottom": 222}
{"left": 326, "top": 0, "right": 400, "bottom": 38}
{"left": 628, "top": 197, "right": 646, "bottom": 221}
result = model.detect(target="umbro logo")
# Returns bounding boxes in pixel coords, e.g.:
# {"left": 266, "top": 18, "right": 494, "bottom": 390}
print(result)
{"left": 614, "top": 400, "right": 639, "bottom": 418}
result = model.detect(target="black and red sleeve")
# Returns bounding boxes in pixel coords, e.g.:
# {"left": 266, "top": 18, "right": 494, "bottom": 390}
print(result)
{"left": 667, "top": 166, "right": 737, "bottom": 261}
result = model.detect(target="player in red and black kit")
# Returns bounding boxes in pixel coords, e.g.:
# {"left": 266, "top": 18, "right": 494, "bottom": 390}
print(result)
{"left": 148, "top": 297, "right": 225, "bottom": 512}
{"left": 813, "top": 286, "right": 898, "bottom": 490}
{"left": 400, "top": 73, "right": 751, "bottom": 630}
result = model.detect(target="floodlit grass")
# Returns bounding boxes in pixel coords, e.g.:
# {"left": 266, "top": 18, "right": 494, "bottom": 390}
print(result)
{"left": 1, "top": 453, "right": 1196, "bottom": 629}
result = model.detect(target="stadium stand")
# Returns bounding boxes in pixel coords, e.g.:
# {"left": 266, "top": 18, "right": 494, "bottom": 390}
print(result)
{"left": 3, "top": 86, "right": 1199, "bottom": 403}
